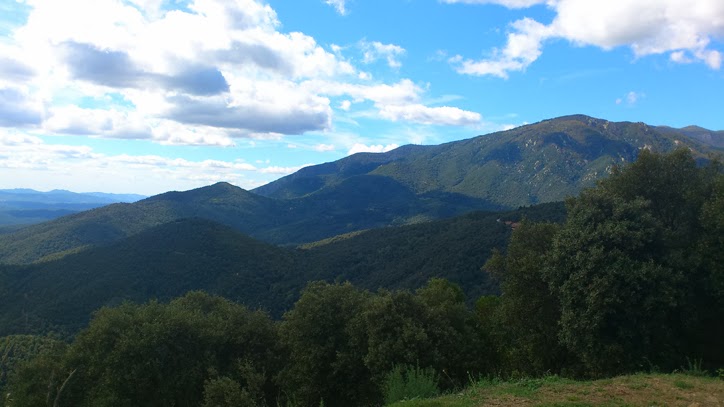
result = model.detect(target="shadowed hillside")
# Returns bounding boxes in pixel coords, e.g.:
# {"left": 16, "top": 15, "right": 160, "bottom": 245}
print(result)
{"left": 0, "top": 115, "right": 718, "bottom": 265}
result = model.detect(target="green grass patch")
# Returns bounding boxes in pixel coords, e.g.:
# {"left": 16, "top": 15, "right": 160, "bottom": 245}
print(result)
{"left": 385, "top": 373, "right": 724, "bottom": 407}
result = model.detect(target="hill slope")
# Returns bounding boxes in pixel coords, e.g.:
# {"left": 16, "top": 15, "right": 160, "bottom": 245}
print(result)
{"left": 0, "top": 115, "right": 719, "bottom": 264}
{"left": 256, "top": 115, "right": 717, "bottom": 208}
{"left": 0, "top": 189, "right": 145, "bottom": 228}
{"left": 0, "top": 203, "right": 564, "bottom": 336}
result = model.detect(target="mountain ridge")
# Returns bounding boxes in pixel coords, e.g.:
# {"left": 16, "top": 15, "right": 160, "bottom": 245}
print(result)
{"left": 254, "top": 114, "right": 718, "bottom": 208}
{"left": 0, "top": 114, "right": 720, "bottom": 264}
{"left": 0, "top": 202, "right": 565, "bottom": 336}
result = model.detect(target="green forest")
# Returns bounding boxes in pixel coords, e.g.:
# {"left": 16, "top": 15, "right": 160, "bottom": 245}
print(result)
{"left": 1, "top": 150, "right": 723, "bottom": 406}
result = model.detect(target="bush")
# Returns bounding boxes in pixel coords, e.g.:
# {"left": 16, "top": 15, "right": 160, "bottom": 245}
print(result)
{"left": 383, "top": 364, "right": 439, "bottom": 404}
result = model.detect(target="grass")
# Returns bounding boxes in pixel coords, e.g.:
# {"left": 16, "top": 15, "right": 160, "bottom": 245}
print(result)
{"left": 386, "top": 373, "right": 724, "bottom": 407}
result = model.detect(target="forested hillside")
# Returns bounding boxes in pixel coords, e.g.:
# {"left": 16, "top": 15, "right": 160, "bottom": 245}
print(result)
{"left": 0, "top": 115, "right": 718, "bottom": 265}
{"left": 0, "top": 189, "right": 144, "bottom": 228}
{"left": 0, "top": 203, "right": 564, "bottom": 337}
{"left": 2, "top": 150, "right": 722, "bottom": 407}
{"left": 255, "top": 115, "right": 718, "bottom": 207}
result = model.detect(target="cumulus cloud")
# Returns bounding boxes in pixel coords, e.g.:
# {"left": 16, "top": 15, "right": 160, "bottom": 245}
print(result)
{"left": 1, "top": 0, "right": 482, "bottom": 149}
{"left": 61, "top": 42, "right": 230, "bottom": 95}
{"left": 0, "top": 129, "right": 301, "bottom": 194}
{"left": 378, "top": 104, "right": 482, "bottom": 126}
{"left": 449, "top": 0, "right": 724, "bottom": 77}
{"left": 164, "top": 92, "right": 331, "bottom": 134}
{"left": 339, "top": 100, "right": 352, "bottom": 111}
{"left": 305, "top": 79, "right": 482, "bottom": 126}
{"left": 0, "top": 56, "right": 36, "bottom": 82}
{"left": 347, "top": 143, "right": 400, "bottom": 155}
{"left": 7, "top": 0, "right": 360, "bottom": 140}
{"left": 43, "top": 106, "right": 152, "bottom": 138}
{"left": 325, "top": 0, "right": 348, "bottom": 15}
{"left": 360, "top": 40, "right": 406, "bottom": 68}
{"left": 0, "top": 87, "right": 45, "bottom": 127}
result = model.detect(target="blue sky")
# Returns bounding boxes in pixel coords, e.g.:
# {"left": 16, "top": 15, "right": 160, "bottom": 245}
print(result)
{"left": 0, "top": 0, "right": 722, "bottom": 195}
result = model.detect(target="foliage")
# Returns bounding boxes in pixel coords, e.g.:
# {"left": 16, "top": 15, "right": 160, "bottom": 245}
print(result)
{"left": 543, "top": 149, "right": 724, "bottom": 375}
{"left": 201, "top": 377, "right": 256, "bottom": 407}
{"left": 257, "top": 115, "right": 717, "bottom": 208}
{"left": 279, "top": 282, "right": 373, "bottom": 407}
{"left": 0, "top": 335, "right": 63, "bottom": 393}
{"left": 2, "top": 148, "right": 723, "bottom": 405}
{"left": 1, "top": 115, "right": 716, "bottom": 264}
{"left": 5, "top": 292, "right": 281, "bottom": 407}
{"left": 0, "top": 203, "right": 565, "bottom": 337}
{"left": 483, "top": 221, "right": 573, "bottom": 376}
{"left": 383, "top": 364, "right": 440, "bottom": 404}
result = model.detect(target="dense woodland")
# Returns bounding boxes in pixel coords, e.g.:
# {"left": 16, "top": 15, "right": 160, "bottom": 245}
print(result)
{"left": 1, "top": 149, "right": 723, "bottom": 406}
{"left": 0, "top": 203, "right": 564, "bottom": 337}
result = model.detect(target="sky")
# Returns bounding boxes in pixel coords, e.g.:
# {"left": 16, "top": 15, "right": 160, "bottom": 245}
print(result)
{"left": 0, "top": 0, "right": 722, "bottom": 195}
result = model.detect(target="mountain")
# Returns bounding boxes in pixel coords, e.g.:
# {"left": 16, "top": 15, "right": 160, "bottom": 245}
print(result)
{"left": 255, "top": 115, "right": 718, "bottom": 208}
{"left": 0, "top": 183, "right": 283, "bottom": 264}
{"left": 0, "top": 203, "right": 565, "bottom": 336}
{"left": 0, "top": 115, "right": 719, "bottom": 265}
{"left": 0, "top": 189, "right": 145, "bottom": 204}
{"left": 0, "top": 189, "right": 146, "bottom": 228}
{"left": 662, "top": 125, "right": 724, "bottom": 148}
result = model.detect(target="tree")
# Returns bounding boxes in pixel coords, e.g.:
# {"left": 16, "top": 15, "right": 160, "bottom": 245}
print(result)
{"left": 483, "top": 221, "right": 570, "bottom": 375}
{"left": 544, "top": 150, "right": 723, "bottom": 375}
{"left": 278, "top": 282, "right": 373, "bottom": 407}
{"left": 6, "top": 292, "right": 281, "bottom": 407}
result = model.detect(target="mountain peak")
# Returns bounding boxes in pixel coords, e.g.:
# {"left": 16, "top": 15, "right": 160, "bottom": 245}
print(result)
{"left": 205, "top": 181, "right": 243, "bottom": 192}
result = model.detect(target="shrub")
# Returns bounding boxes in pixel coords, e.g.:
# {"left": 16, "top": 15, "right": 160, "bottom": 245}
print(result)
{"left": 383, "top": 364, "right": 439, "bottom": 404}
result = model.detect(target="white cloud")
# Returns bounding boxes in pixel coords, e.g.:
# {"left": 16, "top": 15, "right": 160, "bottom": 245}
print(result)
{"left": 43, "top": 106, "right": 152, "bottom": 139}
{"left": 0, "top": 86, "right": 45, "bottom": 127}
{"left": 440, "top": 0, "right": 547, "bottom": 8}
{"left": 378, "top": 104, "right": 481, "bottom": 126}
{"left": 0, "top": 128, "right": 309, "bottom": 194}
{"left": 616, "top": 91, "right": 644, "bottom": 106}
{"left": 325, "top": 0, "right": 348, "bottom": 15}
{"left": 324, "top": 0, "right": 347, "bottom": 15}
{"left": 449, "top": 0, "right": 724, "bottom": 77}
{"left": 360, "top": 40, "right": 406, "bottom": 68}
{"left": 259, "top": 164, "right": 311, "bottom": 174}
{"left": 347, "top": 143, "right": 399, "bottom": 155}
{"left": 306, "top": 79, "right": 422, "bottom": 105}
{"left": 2, "top": 0, "right": 482, "bottom": 150}
{"left": 315, "top": 143, "right": 336, "bottom": 152}
{"left": 304, "top": 79, "right": 482, "bottom": 126}
{"left": 670, "top": 50, "right": 693, "bottom": 64}
{"left": 8, "top": 0, "right": 360, "bottom": 142}
{"left": 339, "top": 100, "right": 352, "bottom": 111}
{"left": 451, "top": 17, "right": 551, "bottom": 78}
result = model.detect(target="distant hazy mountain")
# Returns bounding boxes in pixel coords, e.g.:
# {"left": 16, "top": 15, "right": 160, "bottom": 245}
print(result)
{"left": 0, "top": 189, "right": 146, "bottom": 229}
{"left": 658, "top": 125, "right": 724, "bottom": 148}
{"left": 0, "top": 115, "right": 718, "bottom": 264}
{"left": 0, "top": 189, "right": 145, "bottom": 204}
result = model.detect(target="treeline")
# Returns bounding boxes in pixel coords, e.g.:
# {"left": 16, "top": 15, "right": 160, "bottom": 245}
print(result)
{"left": 0, "top": 202, "right": 564, "bottom": 337}
{"left": 486, "top": 149, "right": 724, "bottom": 376}
{"left": 2, "top": 149, "right": 722, "bottom": 406}
{"left": 3, "top": 283, "right": 489, "bottom": 407}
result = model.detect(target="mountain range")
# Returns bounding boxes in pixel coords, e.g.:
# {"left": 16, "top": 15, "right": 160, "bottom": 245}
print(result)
{"left": 0, "top": 202, "right": 564, "bottom": 336}
{"left": 0, "top": 115, "right": 719, "bottom": 265}
{"left": 0, "top": 114, "right": 722, "bottom": 337}
{"left": 0, "top": 189, "right": 145, "bottom": 232}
